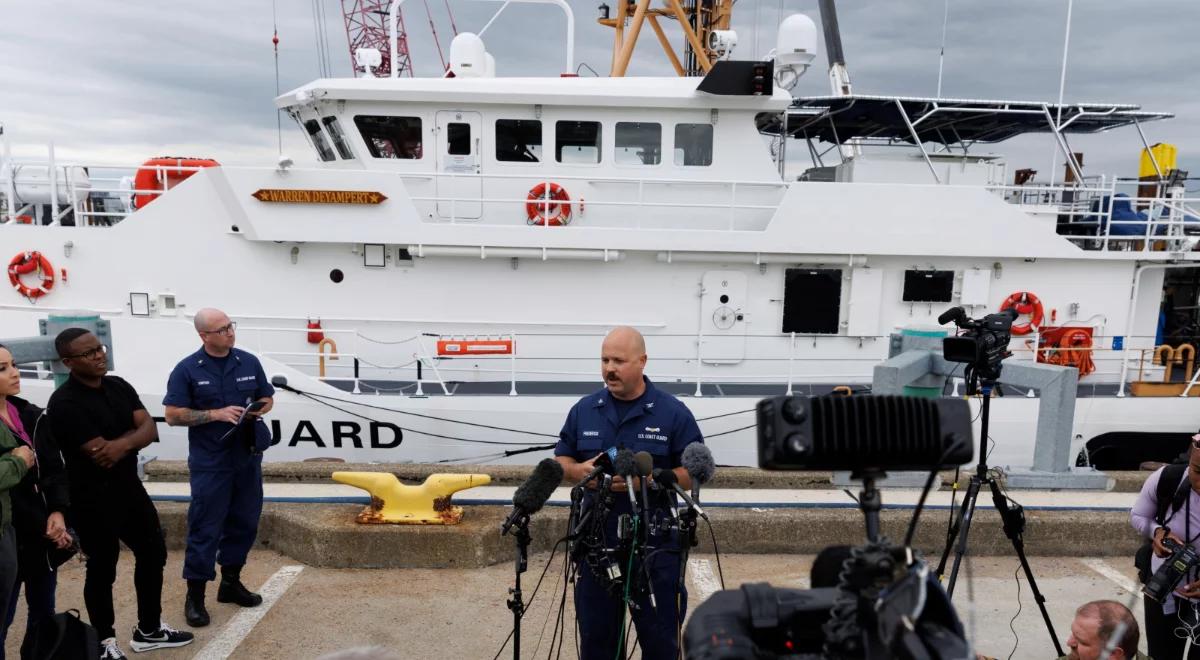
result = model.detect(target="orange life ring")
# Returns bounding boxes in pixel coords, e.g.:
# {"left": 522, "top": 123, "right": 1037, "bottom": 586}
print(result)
{"left": 8, "top": 251, "right": 54, "bottom": 299}
{"left": 525, "top": 182, "right": 572, "bottom": 226}
{"left": 132, "top": 157, "right": 220, "bottom": 210}
{"left": 999, "top": 291, "right": 1044, "bottom": 335}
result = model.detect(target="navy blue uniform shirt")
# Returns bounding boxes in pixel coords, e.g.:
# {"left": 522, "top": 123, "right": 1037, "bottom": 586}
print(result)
{"left": 556, "top": 377, "right": 703, "bottom": 495}
{"left": 163, "top": 347, "right": 275, "bottom": 471}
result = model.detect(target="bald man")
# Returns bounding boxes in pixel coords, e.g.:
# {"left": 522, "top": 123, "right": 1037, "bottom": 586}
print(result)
{"left": 1060, "top": 600, "right": 1145, "bottom": 660}
{"left": 555, "top": 326, "right": 704, "bottom": 660}
{"left": 164, "top": 309, "right": 274, "bottom": 627}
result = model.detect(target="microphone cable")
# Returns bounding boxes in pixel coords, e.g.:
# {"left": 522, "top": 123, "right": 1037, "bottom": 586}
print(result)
{"left": 489, "top": 535, "right": 570, "bottom": 660}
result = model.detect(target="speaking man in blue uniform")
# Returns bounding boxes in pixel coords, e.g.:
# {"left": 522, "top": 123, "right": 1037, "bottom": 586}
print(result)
{"left": 555, "top": 326, "right": 703, "bottom": 660}
{"left": 163, "top": 308, "right": 274, "bottom": 628}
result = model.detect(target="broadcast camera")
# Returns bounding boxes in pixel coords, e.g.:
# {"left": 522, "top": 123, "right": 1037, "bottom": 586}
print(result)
{"left": 685, "top": 394, "right": 975, "bottom": 660}
{"left": 938, "top": 306, "right": 1018, "bottom": 387}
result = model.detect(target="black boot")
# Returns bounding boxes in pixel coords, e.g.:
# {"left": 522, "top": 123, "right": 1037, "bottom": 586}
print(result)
{"left": 184, "top": 580, "right": 210, "bottom": 627}
{"left": 217, "top": 565, "right": 263, "bottom": 607}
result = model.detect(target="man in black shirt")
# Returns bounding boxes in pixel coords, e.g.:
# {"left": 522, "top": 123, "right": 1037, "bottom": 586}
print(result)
{"left": 47, "top": 329, "right": 193, "bottom": 660}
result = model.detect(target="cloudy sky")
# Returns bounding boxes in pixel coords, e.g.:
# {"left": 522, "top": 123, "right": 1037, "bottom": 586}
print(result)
{"left": 1, "top": 0, "right": 1197, "bottom": 181}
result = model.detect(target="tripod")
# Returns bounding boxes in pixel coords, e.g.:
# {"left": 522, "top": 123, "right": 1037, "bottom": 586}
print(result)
{"left": 505, "top": 515, "right": 532, "bottom": 660}
{"left": 935, "top": 381, "right": 1063, "bottom": 656}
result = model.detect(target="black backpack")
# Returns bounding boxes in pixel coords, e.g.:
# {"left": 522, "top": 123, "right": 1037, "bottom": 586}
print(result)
{"left": 1135, "top": 462, "right": 1190, "bottom": 584}
{"left": 20, "top": 609, "right": 99, "bottom": 660}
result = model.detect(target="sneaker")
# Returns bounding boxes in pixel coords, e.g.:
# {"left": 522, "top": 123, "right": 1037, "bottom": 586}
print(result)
{"left": 100, "top": 637, "right": 127, "bottom": 660}
{"left": 130, "top": 621, "right": 195, "bottom": 653}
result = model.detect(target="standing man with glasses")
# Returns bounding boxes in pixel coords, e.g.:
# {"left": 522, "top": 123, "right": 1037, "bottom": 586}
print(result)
{"left": 164, "top": 309, "right": 274, "bottom": 628}
{"left": 47, "top": 329, "right": 194, "bottom": 659}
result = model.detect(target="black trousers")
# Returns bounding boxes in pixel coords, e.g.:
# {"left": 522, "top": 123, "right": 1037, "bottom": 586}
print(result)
{"left": 1145, "top": 594, "right": 1200, "bottom": 659}
{"left": 73, "top": 481, "right": 166, "bottom": 640}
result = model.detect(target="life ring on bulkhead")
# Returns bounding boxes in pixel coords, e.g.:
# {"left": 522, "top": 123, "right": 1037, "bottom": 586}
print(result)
{"left": 132, "top": 157, "right": 220, "bottom": 210}
{"left": 8, "top": 251, "right": 55, "bottom": 299}
{"left": 999, "top": 291, "right": 1044, "bottom": 335}
{"left": 525, "top": 182, "right": 572, "bottom": 226}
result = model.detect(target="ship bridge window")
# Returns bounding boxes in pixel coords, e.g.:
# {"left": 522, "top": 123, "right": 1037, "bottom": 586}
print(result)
{"left": 322, "top": 117, "right": 356, "bottom": 160}
{"left": 674, "top": 123, "right": 713, "bottom": 167}
{"left": 353, "top": 115, "right": 424, "bottom": 159}
{"left": 556, "top": 121, "right": 602, "bottom": 164}
{"left": 615, "top": 122, "right": 661, "bottom": 166}
{"left": 495, "top": 119, "right": 542, "bottom": 163}
{"left": 304, "top": 119, "right": 336, "bottom": 162}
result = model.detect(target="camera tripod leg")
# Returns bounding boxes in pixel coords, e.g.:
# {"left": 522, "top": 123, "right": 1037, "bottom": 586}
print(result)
{"left": 986, "top": 478, "right": 1064, "bottom": 656}
{"left": 939, "top": 475, "right": 981, "bottom": 597}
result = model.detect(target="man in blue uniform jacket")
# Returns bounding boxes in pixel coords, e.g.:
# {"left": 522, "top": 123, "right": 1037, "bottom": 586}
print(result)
{"left": 163, "top": 309, "right": 274, "bottom": 628}
{"left": 555, "top": 326, "right": 703, "bottom": 660}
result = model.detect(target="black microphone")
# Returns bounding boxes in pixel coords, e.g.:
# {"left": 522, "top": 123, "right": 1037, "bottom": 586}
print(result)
{"left": 576, "top": 446, "right": 619, "bottom": 486}
{"left": 937, "top": 306, "right": 966, "bottom": 326}
{"left": 501, "top": 458, "right": 563, "bottom": 536}
{"left": 613, "top": 449, "right": 639, "bottom": 514}
{"left": 634, "top": 451, "right": 653, "bottom": 534}
{"left": 653, "top": 467, "right": 708, "bottom": 521}
{"left": 682, "top": 443, "right": 716, "bottom": 503}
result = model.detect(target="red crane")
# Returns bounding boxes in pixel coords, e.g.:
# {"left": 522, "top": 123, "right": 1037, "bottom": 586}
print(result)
{"left": 340, "top": 0, "right": 457, "bottom": 77}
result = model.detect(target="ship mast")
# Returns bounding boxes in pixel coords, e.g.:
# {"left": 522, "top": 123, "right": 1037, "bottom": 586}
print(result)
{"left": 599, "top": 0, "right": 733, "bottom": 76}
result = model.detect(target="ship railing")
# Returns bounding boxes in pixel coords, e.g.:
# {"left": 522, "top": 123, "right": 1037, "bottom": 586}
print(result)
{"left": 989, "top": 177, "right": 1200, "bottom": 252}
{"left": 243, "top": 324, "right": 1156, "bottom": 398}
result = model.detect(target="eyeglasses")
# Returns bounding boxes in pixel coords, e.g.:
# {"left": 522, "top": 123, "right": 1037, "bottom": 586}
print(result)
{"left": 66, "top": 345, "right": 107, "bottom": 361}
{"left": 201, "top": 322, "right": 237, "bottom": 336}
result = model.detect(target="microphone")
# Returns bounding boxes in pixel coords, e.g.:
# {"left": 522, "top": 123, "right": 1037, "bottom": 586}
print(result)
{"left": 613, "top": 449, "right": 639, "bottom": 515}
{"left": 576, "top": 446, "right": 619, "bottom": 486}
{"left": 653, "top": 467, "right": 708, "bottom": 521}
{"left": 682, "top": 443, "right": 716, "bottom": 504}
{"left": 501, "top": 458, "right": 563, "bottom": 536}
{"left": 634, "top": 451, "right": 654, "bottom": 537}
{"left": 937, "top": 306, "right": 966, "bottom": 326}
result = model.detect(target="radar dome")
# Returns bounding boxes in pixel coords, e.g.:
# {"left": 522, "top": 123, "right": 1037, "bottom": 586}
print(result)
{"left": 776, "top": 14, "right": 817, "bottom": 69}
{"left": 449, "top": 33, "right": 487, "bottom": 78}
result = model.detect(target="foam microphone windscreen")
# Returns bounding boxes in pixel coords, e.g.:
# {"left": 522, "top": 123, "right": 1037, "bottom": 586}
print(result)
{"left": 613, "top": 449, "right": 637, "bottom": 478}
{"left": 652, "top": 467, "right": 678, "bottom": 487}
{"left": 633, "top": 451, "right": 654, "bottom": 477}
{"left": 512, "top": 458, "right": 563, "bottom": 515}
{"left": 681, "top": 443, "right": 716, "bottom": 485}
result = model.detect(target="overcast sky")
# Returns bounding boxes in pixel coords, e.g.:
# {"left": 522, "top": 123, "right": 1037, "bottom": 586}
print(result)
{"left": 1, "top": 1, "right": 1197, "bottom": 182}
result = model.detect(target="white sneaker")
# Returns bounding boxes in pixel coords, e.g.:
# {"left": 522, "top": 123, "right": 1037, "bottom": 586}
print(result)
{"left": 100, "top": 637, "right": 127, "bottom": 660}
{"left": 130, "top": 620, "right": 195, "bottom": 652}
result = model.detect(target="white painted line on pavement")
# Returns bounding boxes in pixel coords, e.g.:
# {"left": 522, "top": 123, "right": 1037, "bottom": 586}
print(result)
{"left": 192, "top": 565, "right": 305, "bottom": 660}
{"left": 1081, "top": 558, "right": 1139, "bottom": 595}
{"left": 689, "top": 559, "right": 721, "bottom": 603}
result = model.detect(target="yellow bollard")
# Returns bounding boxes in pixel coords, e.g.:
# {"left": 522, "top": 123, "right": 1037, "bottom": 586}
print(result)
{"left": 332, "top": 472, "right": 492, "bottom": 525}
{"left": 318, "top": 337, "right": 338, "bottom": 378}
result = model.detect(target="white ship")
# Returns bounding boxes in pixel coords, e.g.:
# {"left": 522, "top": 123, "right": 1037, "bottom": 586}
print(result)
{"left": 1, "top": 0, "right": 1197, "bottom": 472}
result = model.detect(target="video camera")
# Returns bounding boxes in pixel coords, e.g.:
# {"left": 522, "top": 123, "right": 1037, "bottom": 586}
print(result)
{"left": 938, "top": 306, "right": 1018, "bottom": 387}
{"left": 1144, "top": 534, "right": 1200, "bottom": 603}
{"left": 685, "top": 394, "right": 975, "bottom": 659}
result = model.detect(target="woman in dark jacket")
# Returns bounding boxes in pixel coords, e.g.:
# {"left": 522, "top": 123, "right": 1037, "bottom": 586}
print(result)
{"left": 0, "top": 381, "right": 74, "bottom": 654}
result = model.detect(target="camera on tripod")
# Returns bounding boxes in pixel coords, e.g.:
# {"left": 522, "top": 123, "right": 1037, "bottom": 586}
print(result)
{"left": 939, "top": 306, "right": 1018, "bottom": 386}
{"left": 1143, "top": 534, "right": 1200, "bottom": 603}
{"left": 685, "top": 394, "right": 975, "bottom": 659}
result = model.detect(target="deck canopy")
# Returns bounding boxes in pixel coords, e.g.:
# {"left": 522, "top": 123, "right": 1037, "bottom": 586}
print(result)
{"left": 760, "top": 95, "right": 1173, "bottom": 146}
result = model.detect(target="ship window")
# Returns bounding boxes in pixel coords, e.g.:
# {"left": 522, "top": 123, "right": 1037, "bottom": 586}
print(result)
{"left": 674, "top": 123, "right": 713, "bottom": 167}
{"left": 447, "top": 123, "right": 471, "bottom": 155}
{"left": 782, "top": 268, "right": 842, "bottom": 334}
{"left": 902, "top": 270, "right": 955, "bottom": 303}
{"left": 304, "top": 119, "right": 336, "bottom": 162}
{"left": 322, "top": 117, "right": 355, "bottom": 160}
{"left": 615, "top": 122, "right": 661, "bottom": 165}
{"left": 556, "top": 121, "right": 601, "bottom": 164}
{"left": 495, "top": 119, "right": 542, "bottom": 163}
{"left": 353, "top": 115, "right": 423, "bottom": 159}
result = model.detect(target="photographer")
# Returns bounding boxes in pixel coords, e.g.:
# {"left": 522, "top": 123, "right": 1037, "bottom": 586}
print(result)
{"left": 1130, "top": 437, "right": 1200, "bottom": 658}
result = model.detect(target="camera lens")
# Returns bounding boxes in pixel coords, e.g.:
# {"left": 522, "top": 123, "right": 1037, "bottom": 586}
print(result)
{"left": 787, "top": 433, "right": 809, "bottom": 455}
{"left": 782, "top": 398, "right": 806, "bottom": 424}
